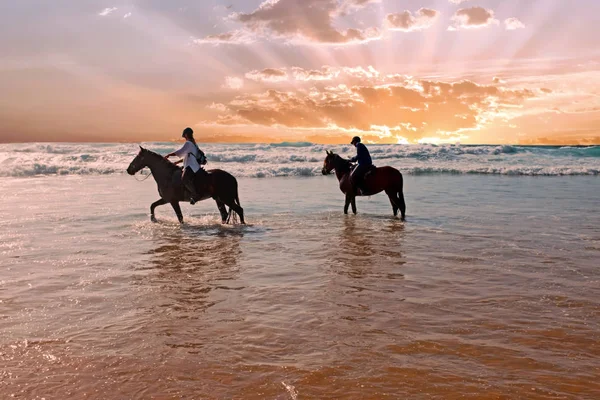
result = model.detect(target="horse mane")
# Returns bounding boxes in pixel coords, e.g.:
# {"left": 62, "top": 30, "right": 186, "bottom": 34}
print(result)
{"left": 332, "top": 153, "right": 352, "bottom": 173}
{"left": 142, "top": 148, "right": 181, "bottom": 172}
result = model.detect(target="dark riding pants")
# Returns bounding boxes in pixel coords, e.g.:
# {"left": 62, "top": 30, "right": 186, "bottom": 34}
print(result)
{"left": 351, "top": 164, "right": 370, "bottom": 192}
{"left": 182, "top": 167, "right": 199, "bottom": 200}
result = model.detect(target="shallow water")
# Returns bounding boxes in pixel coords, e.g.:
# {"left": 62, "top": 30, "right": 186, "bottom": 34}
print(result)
{"left": 1, "top": 174, "right": 599, "bottom": 399}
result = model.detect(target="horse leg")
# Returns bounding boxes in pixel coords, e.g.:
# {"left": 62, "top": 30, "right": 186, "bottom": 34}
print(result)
{"left": 344, "top": 193, "right": 351, "bottom": 214}
{"left": 170, "top": 201, "right": 184, "bottom": 224}
{"left": 150, "top": 198, "right": 167, "bottom": 222}
{"left": 351, "top": 196, "right": 357, "bottom": 215}
{"left": 222, "top": 197, "right": 245, "bottom": 224}
{"left": 398, "top": 191, "right": 406, "bottom": 221}
{"left": 215, "top": 200, "right": 228, "bottom": 224}
{"left": 386, "top": 190, "right": 399, "bottom": 217}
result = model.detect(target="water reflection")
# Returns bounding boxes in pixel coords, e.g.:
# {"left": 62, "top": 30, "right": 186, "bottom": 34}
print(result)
{"left": 328, "top": 216, "right": 406, "bottom": 279}
{"left": 134, "top": 225, "right": 244, "bottom": 319}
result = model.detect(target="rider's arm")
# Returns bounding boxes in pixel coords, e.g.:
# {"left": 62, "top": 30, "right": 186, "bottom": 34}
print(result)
{"left": 165, "top": 143, "right": 189, "bottom": 159}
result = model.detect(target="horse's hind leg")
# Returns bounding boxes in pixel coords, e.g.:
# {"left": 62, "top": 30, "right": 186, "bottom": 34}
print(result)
{"left": 385, "top": 190, "right": 399, "bottom": 217}
{"left": 150, "top": 198, "right": 167, "bottom": 222}
{"left": 215, "top": 200, "right": 228, "bottom": 224}
{"left": 223, "top": 195, "right": 244, "bottom": 224}
{"left": 397, "top": 191, "right": 406, "bottom": 221}
{"left": 170, "top": 201, "right": 184, "bottom": 224}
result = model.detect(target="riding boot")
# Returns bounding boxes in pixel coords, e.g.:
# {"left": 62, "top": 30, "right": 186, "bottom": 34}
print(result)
{"left": 182, "top": 167, "right": 199, "bottom": 204}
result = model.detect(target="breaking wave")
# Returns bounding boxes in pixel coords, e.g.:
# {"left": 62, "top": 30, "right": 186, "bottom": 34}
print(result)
{"left": 0, "top": 142, "right": 598, "bottom": 178}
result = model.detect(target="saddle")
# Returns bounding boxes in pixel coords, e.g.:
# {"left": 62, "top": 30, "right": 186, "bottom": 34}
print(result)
{"left": 351, "top": 164, "right": 377, "bottom": 177}
{"left": 171, "top": 168, "right": 212, "bottom": 198}
{"left": 366, "top": 165, "right": 376, "bottom": 178}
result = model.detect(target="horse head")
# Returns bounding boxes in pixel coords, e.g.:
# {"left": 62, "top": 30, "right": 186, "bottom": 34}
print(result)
{"left": 127, "top": 146, "right": 148, "bottom": 175}
{"left": 322, "top": 150, "right": 336, "bottom": 175}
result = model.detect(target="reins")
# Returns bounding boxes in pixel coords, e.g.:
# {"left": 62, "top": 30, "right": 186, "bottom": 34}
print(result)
{"left": 134, "top": 169, "right": 153, "bottom": 181}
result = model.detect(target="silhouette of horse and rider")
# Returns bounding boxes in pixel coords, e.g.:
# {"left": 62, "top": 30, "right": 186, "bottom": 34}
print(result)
{"left": 127, "top": 129, "right": 405, "bottom": 224}
{"left": 322, "top": 136, "right": 406, "bottom": 221}
{"left": 126, "top": 127, "right": 244, "bottom": 225}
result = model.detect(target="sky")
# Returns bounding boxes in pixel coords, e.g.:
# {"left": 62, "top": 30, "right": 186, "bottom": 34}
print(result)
{"left": 1, "top": 0, "right": 599, "bottom": 144}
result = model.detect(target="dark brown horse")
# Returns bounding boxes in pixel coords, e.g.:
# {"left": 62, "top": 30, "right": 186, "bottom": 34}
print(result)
{"left": 127, "top": 146, "right": 245, "bottom": 224}
{"left": 322, "top": 150, "right": 406, "bottom": 220}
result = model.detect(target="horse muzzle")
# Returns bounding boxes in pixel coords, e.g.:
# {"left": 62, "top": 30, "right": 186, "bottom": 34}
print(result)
{"left": 321, "top": 168, "right": 329, "bottom": 175}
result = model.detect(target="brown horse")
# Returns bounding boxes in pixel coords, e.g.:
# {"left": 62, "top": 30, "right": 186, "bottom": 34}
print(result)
{"left": 127, "top": 146, "right": 245, "bottom": 224}
{"left": 322, "top": 150, "right": 406, "bottom": 220}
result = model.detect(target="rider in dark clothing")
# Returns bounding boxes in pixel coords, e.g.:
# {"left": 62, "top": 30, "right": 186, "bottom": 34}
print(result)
{"left": 349, "top": 136, "right": 372, "bottom": 195}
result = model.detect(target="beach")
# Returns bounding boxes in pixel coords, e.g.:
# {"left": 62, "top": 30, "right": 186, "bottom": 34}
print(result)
{"left": 0, "top": 143, "right": 599, "bottom": 398}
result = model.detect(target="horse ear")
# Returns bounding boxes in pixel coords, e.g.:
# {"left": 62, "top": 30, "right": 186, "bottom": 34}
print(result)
{"left": 326, "top": 150, "right": 331, "bottom": 155}
{"left": 139, "top": 145, "right": 144, "bottom": 151}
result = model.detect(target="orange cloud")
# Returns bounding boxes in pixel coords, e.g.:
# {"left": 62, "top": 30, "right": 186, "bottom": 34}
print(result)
{"left": 245, "top": 68, "right": 289, "bottom": 82}
{"left": 200, "top": 68, "right": 536, "bottom": 143}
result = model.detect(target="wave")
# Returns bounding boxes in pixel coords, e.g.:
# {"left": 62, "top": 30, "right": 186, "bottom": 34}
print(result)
{"left": 0, "top": 142, "right": 598, "bottom": 178}
{"left": 269, "top": 141, "right": 314, "bottom": 148}
{"left": 1, "top": 163, "right": 597, "bottom": 178}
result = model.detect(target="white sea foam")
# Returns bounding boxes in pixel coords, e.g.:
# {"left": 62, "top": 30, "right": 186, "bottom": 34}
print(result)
{"left": 0, "top": 142, "right": 597, "bottom": 178}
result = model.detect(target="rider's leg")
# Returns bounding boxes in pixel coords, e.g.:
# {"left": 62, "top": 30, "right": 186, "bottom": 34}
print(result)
{"left": 353, "top": 164, "right": 368, "bottom": 194}
{"left": 182, "top": 167, "right": 199, "bottom": 204}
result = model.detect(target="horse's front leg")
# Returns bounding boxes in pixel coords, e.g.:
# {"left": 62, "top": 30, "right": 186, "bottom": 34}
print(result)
{"left": 150, "top": 198, "right": 167, "bottom": 222}
{"left": 344, "top": 193, "right": 351, "bottom": 214}
{"left": 351, "top": 196, "right": 357, "bottom": 215}
{"left": 170, "top": 201, "right": 184, "bottom": 224}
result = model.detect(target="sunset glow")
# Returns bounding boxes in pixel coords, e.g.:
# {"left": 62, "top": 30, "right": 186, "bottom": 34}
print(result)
{"left": 1, "top": 0, "right": 599, "bottom": 144}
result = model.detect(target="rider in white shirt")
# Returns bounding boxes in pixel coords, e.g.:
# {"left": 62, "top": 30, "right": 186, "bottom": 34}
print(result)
{"left": 164, "top": 127, "right": 206, "bottom": 204}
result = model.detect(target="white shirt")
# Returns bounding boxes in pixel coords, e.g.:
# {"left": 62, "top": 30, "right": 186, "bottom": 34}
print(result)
{"left": 173, "top": 140, "right": 201, "bottom": 173}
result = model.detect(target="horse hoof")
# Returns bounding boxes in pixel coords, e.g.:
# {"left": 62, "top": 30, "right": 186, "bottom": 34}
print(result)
{"left": 151, "top": 215, "right": 157, "bottom": 223}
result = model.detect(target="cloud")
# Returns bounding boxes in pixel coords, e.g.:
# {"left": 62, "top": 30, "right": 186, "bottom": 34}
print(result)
{"left": 193, "top": 30, "right": 254, "bottom": 45}
{"left": 223, "top": 76, "right": 244, "bottom": 90}
{"left": 292, "top": 66, "right": 340, "bottom": 81}
{"left": 204, "top": 67, "right": 536, "bottom": 143}
{"left": 124, "top": 12, "right": 132, "bottom": 19}
{"left": 238, "top": 65, "right": 383, "bottom": 83}
{"left": 449, "top": 7, "right": 498, "bottom": 30}
{"left": 98, "top": 7, "right": 117, "bottom": 17}
{"left": 504, "top": 17, "right": 525, "bottom": 30}
{"left": 200, "top": 0, "right": 381, "bottom": 44}
{"left": 207, "top": 102, "right": 229, "bottom": 112}
{"left": 245, "top": 68, "right": 289, "bottom": 82}
{"left": 386, "top": 8, "right": 440, "bottom": 32}
{"left": 448, "top": 0, "right": 471, "bottom": 4}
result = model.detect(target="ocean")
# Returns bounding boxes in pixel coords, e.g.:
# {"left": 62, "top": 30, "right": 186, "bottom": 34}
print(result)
{"left": 0, "top": 142, "right": 599, "bottom": 178}
{"left": 0, "top": 142, "right": 599, "bottom": 399}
